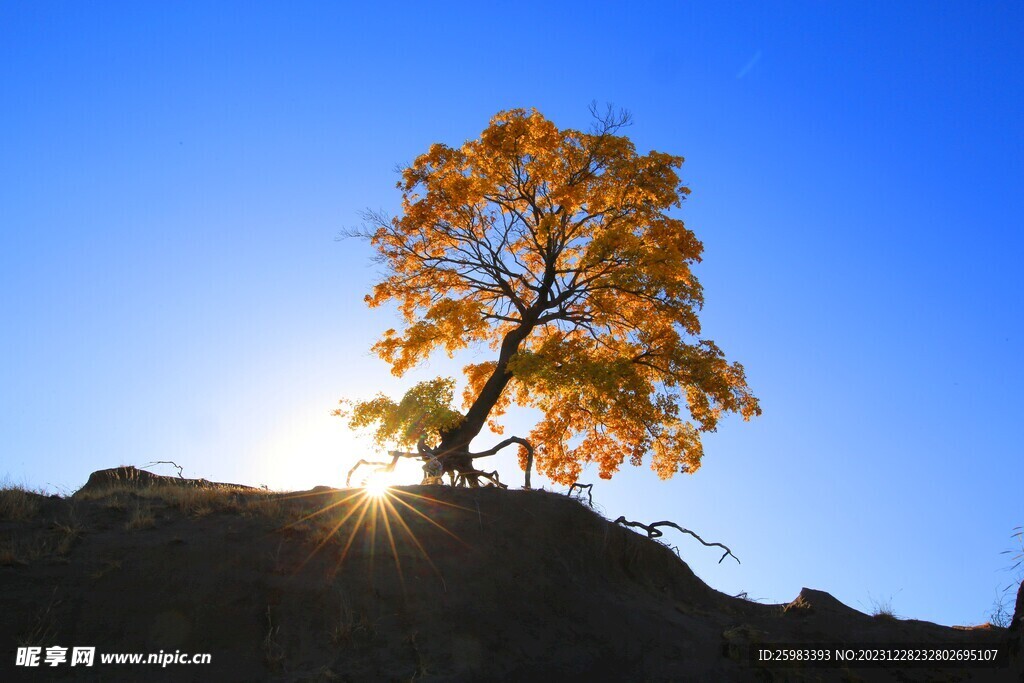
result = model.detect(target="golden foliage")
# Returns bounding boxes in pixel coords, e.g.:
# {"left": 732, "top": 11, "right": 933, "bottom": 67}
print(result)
{"left": 334, "top": 378, "right": 463, "bottom": 450}
{"left": 344, "top": 107, "right": 760, "bottom": 484}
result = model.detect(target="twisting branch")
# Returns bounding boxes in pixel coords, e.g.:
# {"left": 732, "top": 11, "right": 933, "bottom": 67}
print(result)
{"left": 568, "top": 482, "right": 593, "bottom": 507}
{"left": 142, "top": 461, "right": 185, "bottom": 479}
{"left": 467, "top": 436, "right": 534, "bottom": 489}
{"left": 346, "top": 458, "right": 398, "bottom": 487}
{"left": 613, "top": 516, "right": 740, "bottom": 565}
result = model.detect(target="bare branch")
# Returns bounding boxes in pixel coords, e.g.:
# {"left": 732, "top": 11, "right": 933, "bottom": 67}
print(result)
{"left": 613, "top": 516, "right": 740, "bottom": 565}
{"left": 142, "top": 460, "right": 185, "bottom": 479}
{"left": 346, "top": 457, "right": 399, "bottom": 487}
{"left": 588, "top": 101, "right": 632, "bottom": 134}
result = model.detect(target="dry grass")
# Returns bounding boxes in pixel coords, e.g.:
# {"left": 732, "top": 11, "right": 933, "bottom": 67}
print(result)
{"left": 75, "top": 478, "right": 293, "bottom": 521}
{"left": 52, "top": 518, "right": 82, "bottom": 555}
{"left": 125, "top": 504, "right": 155, "bottom": 531}
{"left": 100, "top": 493, "right": 132, "bottom": 512}
{"left": 330, "top": 606, "right": 376, "bottom": 646}
{"left": 989, "top": 584, "right": 1018, "bottom": 628}
{"left": 406, "top": 630, "right": 429, "bottom": 679}
{"left": 0, "top": 485, "right": 43, "bottom": 521}
{"left": 89, "top": 558, "right": 123, "bottom": 580}
{"left": 330, "top": 595, "right": 357, "bottom": 646}
{"left": 72, "top": 484, "right": 132, "bottom": 503}
{"left": 245, "top": 492, "right": 291, "bottom": 520}
{"left": 0, "top": 517, "right": 83, "bottom": 565}
{"left": 867, "top": 593, "right": 901, "bottom": 620}
{"left": 0, "top": 537, "right": 36, "bottom": 566}
{"left": 312, "top": 666, "right": 342, "bottom": 681}
{"left": 262, "top": 606, "right": 285, "bottom": 670}
{"left": 17, "top": 588, "right": 60, "bottom": 647}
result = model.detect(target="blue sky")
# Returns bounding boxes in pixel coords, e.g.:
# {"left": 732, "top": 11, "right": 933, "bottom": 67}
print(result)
{"left": 2, "top": 2, "right": 1022, "bottom": 627}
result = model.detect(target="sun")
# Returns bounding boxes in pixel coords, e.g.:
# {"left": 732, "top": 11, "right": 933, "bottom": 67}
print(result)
{"left": 363, "top": 475, "right": 391, "bottom": 497}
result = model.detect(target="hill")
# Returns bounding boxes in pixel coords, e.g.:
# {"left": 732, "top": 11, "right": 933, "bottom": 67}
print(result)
{"left": 1, "top": 467, "right": 1020, "bottom": 681}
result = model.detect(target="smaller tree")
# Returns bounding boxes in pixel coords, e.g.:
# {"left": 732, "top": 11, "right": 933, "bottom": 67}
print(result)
{"left": 337, "top": 106, "right": 760, "bottom": 487}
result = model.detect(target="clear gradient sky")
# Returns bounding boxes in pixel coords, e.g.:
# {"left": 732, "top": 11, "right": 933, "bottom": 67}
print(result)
{"left": 2, "top": 2, "right": 1022, "bottom": 627}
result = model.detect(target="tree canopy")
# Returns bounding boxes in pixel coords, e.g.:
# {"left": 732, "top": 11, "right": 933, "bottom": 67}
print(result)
{"left": 338, "top": 106, "right": 760, "bottom": 486}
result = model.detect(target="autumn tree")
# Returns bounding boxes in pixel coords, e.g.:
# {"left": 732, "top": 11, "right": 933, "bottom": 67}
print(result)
{"left": 338, "top": 106, "right": 760, "bottom": 487}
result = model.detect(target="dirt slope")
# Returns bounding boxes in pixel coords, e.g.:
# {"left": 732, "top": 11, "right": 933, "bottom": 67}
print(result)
{"left": 1, "top": 468, "right": 1019, "bottom": 682}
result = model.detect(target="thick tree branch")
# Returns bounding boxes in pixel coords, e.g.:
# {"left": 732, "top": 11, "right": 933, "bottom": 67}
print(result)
{"left": 467, "top": 436, "right": 535, "bottom": 489}
{"left": 346, "top": 458, "right": 398, "bottom": 487}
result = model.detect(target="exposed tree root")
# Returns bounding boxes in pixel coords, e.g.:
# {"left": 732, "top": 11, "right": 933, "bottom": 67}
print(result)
{"left": 368, "top": 436, "right": 535, "bottom": 489}
{"left": 345, "top": 459, "right": 397, "bottom": 487}
{"left": 465, "top": 437, "right": 534, "bottom": 489}
{"left": 454, "top": 470, "right": 507, "bottom": 488}
{"left": 568, "top": 483, "right": 594, "bottom": 507}
{"left": 613, "top": 516, "right": 740, "bottom": 564}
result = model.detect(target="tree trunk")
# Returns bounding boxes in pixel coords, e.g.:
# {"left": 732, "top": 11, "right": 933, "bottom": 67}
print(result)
{"left": 436, "top": 323, "right": 532, "bottom": 461}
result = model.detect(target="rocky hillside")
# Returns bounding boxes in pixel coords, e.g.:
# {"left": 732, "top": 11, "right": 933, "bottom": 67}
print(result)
{"left": 1, "top": 467, "right": 1020, "bottom": 682}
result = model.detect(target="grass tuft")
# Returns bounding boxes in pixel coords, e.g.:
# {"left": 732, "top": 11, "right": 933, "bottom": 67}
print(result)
{"left": 867, "top": 593, "right": 901, "bottom": 620}
{"left": 0, "top": 485, "right": 43, "bottom": 521}
{"left": 17, "top": 588, "right": 60, "bottom": 647}
{"left": 262, "top": 606, "right": 285, "bottom": 669}
{"left": 125, "top": 504, "right": 155, "bottom": 531}
{"left": 52, "top": 518, "right": 82, "bottom": 555}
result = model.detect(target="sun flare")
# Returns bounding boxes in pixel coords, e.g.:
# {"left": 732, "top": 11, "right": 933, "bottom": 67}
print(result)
{"left": 363, "top": 476, "right": 391, "bottom": 497}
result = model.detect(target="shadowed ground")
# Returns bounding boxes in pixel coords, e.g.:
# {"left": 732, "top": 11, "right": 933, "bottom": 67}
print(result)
{"left": 0, "top": 468, "right": 1019, "bottom": 681}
